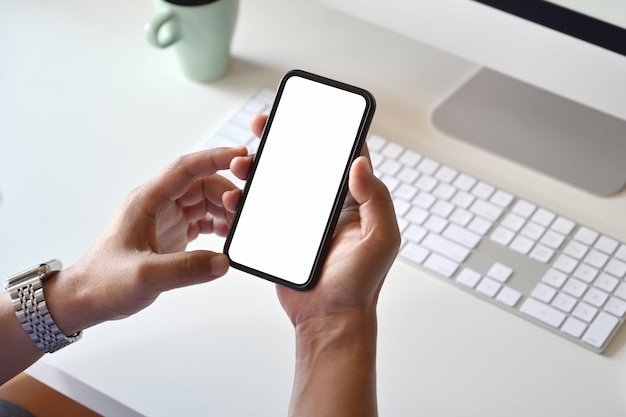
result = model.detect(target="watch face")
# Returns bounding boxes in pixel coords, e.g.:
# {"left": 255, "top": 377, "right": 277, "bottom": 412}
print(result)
{"left": 5, "top": 260, "right": 61, "bottom": 289}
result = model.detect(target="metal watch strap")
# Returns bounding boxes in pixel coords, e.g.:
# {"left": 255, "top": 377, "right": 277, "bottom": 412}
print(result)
{"left": 5, "top": 260, "right": 82, "bottom": 353}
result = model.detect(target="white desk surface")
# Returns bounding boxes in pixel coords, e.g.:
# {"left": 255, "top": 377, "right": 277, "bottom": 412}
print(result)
{"left": 3, "top": 0, "right": 626, "bottom": 415}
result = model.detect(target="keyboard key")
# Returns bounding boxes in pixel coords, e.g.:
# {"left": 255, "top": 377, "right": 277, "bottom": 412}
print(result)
{"left": 379, "top": 159, "right": 402, "bottom": 176}
{"left": 452, "top": 173, "right": 476, "bottom": 191}
{"left": 423, "top": 215, "right": 448, "bottom": 234}
{"left": 531, "top": 283, "right": 557, "bottom": 303}
{"left": 404, "top": 224, "right": 428, "bottom": 243}
{"left": 476, "top": 277, "right": 501, "bottom": 298}
{"left": 432, "top": 183, "right": 456, "bottom": 201}
{"left": 394, "top": 183, "right": 418, "bottom": 201}
{"left": 563, "top": 240, "right": 589, "bottom": 260}
{"left": 443, "top": 224, "right": 481, "bottom": 249}
{"left": 573, "top": 263, "right": 598, "bottom": 283}
{"left": 583, "top": 287, "right": 609, "bottom": 308}
{"left": 413, "top": 191, "right": 436, "bottom": 209}
{"left": 456, "top": 268, "right": 481, "bottom": 288}
{"left": 509, "top": 235, "right": 534, "bottom": 255}
{"left": 595, "top": 235, "right": 619, "bottom": 254}
{"left": 451, "top": 191, "right": 475, "bottom": 209}
{"left": 540, "top": 230, "right": 565, "bottom": 249}
{"left": 553, "top": 254, "right": 578, "bottom": 274}
{"left": 520, "top": 298, "right": 566, "bottom": 328}
{"left": 370, "top": 152, "right": 385, "bottom": 168}
{"left": 531, "top": 208, "right": 556, "bottom": 227}
{"left": 489, "top": 190, "right": 514, "bottom": 208}
{"left": 487, "top": 262, "right": 513, "bottom": 283}
{"left": 220, "top": 123, "right": 253, "bottom": 143}
{"left": 496, "top": 286, "right": 522, "bottom": 307}
{"left": 562, "top": 278, "right": 588, "bottom": 298}
{"left": 393, "top": 199, "right": 411, "bottom": 217}
{"left": 604, "top": 297, "right": 626, "bottom": 317}
{"left": 511, "top": 200, "right": 536, "bottom": 218}
{"left": 520, "top": 222, "right": 545, "bottom": 240}
{"left": 398, "top": 149, "right": 422, "bottom": 167}
{"left": 575, "top": 227, "right": 599, "bottom": 245}
{"left": 561, "top": 317, "right": 587, "bottom": 338}
{"left": 366, "top": 134, "right": 387, "bottom": 151}
{"left": 552, "top": 292, "right": 577, "bottom": 313}
{"left": 469, "top": 199, "right": 503, "bottom": 222}
{"left": 245, "top": 96, "right": 270, "bottom": 113}
{"left": 430, "top": 200, "right": 455, "bottom": 218}
{"left": 615, "top": 282, "right": 626, "bottom": 300}
{"left": 381, "top": 142, "right": 404, "bottom": 159}
{"left": 415, "top": 175, "right": 438, "bottom": 192}
{"left": 423, "top": 253, "right": 458, "bottom": 277}
{"left": 449, "top": 208, "right": 473, "bottom": 227}
{"left": 541, "top": 268, "right": 567, "bottom": 288}
{"left": 604, "top": 258, "right": 626, "bottom": 278}
{"left": 594, "top": 273, "right": 619, "bottom": 293}
{"left": 422, "top": 233, "right": 470, "bottom": 263}
{"left": 551, "top": 216, "right": 576, "bottom": 235}
{"left": 583, "top": 249, "right": 609, "bottom": 269}
{"left": 501, "top": 213, "right": 525, "bottom": 232}
{"left": 467, "top": 216, "right": 492, "bottom": 235}
{"left": 417, "top": 158, "right": 440, "bottom": 175}
{"left": 397, "top": 167, "right": 419, "bottom": 184}
{"left": 471, "top": 181, "right": 495, "bottom": 200}
{"left": 406, "top": 207, "right": 429, "bottom": 225}
{"left": 582, "top": 312, "right": 619, "bottom": 349}
{"left": 572, "top": 302, "right": 598, "bottom": 323}
{"left": 397, "top": 218, "right": 409, "bottom": 234}
{"left": 616, "top": 244, "right": 626, "bottom": 262}
{"left": 400, "top": 242, "right": 429, "bottom": 264}
{"left": 491, "top": 226, "right": 515, "bottom": 246}
{"left": 210, "top": 132, "right": 244, "bottom": 149}
{"left": 434, "top": 166, "right": 458, "bottom": 183}
{"left": 529, "top": 244, "right": 554, "bottom": 264}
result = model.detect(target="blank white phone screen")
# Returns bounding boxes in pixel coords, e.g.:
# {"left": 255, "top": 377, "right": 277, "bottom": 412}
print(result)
{"left": 227, "top": 75, "right": 367, "bottom": 286}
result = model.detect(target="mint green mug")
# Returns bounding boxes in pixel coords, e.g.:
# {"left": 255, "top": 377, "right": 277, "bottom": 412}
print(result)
{"left": 145, "top": 0, "right": 239, "bottom": 82}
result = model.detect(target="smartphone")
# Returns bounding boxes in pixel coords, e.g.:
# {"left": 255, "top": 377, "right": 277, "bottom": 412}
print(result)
{"left": 224, "top": 70, "right": 376, "bottom": 290}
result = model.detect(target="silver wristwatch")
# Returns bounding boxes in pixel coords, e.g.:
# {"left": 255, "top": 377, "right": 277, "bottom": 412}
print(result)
{"left": 5, "top": 259, "right": 82, "bottom": 353}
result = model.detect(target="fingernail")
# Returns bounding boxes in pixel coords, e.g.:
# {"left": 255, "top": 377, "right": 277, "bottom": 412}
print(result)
{"left": 211, "top": 255, "right": 230, "bottom": 277}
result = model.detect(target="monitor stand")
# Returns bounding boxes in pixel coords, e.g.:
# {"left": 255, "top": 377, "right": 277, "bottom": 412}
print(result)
{"left": 432, "top": 68, "right": 626, "bottom": 196}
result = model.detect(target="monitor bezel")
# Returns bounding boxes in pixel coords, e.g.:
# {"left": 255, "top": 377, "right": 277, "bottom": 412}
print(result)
{"left": 472, "top": 0, "right": 626, "bottom": 56}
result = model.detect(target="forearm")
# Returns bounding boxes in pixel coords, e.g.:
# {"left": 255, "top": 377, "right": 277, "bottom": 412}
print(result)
{"left": 289, "top": 308, "right": 378, "bottom": 417}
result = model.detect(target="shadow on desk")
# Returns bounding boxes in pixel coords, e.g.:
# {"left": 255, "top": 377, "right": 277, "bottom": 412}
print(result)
{"left": 191, "top": 56, "right": 280, "bottom": 95}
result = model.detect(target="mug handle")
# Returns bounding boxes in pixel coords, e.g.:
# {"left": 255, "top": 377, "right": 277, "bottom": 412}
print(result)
{"left": 145, "top": 10, "right": 178, "bottom": 48}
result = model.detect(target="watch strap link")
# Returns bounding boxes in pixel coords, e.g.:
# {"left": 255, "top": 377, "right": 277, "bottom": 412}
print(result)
{"left": 6, "top": 260, "right": 82, "bottom": 353}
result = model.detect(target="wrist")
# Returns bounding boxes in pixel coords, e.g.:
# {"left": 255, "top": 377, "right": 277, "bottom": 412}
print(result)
{"left": 44, "top": 265, "right": 95, "bottom": 336}
{"left": 290, "top": 308, "right": 379, "bottom": 417}
{"left": 294, "top": 307, "right": 378, "bottom": 353}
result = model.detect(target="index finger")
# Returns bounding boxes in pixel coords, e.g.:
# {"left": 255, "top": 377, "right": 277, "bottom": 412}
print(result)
{"left": 152, "top": 147, "right": 249, "bottom": 201}
{"left": 250, "top": 114, "right": 268, "bottom": 138}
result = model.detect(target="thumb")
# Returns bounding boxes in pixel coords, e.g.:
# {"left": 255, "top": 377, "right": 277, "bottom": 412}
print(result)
{"left": 349, "top": 156, "right": 400, "bottom": 239}
{"left": 145, "top": 251, "right": 230, "bottom": 292}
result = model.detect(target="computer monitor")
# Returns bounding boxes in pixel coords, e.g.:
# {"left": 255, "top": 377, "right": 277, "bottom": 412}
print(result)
{"left": 318, "top": 0, "right": 626, "bottom": 196}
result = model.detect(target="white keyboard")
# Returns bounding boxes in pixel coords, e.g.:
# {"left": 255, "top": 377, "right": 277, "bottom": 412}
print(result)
{"left": 200, "top": 89, "right": 626, "bottom": 353}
